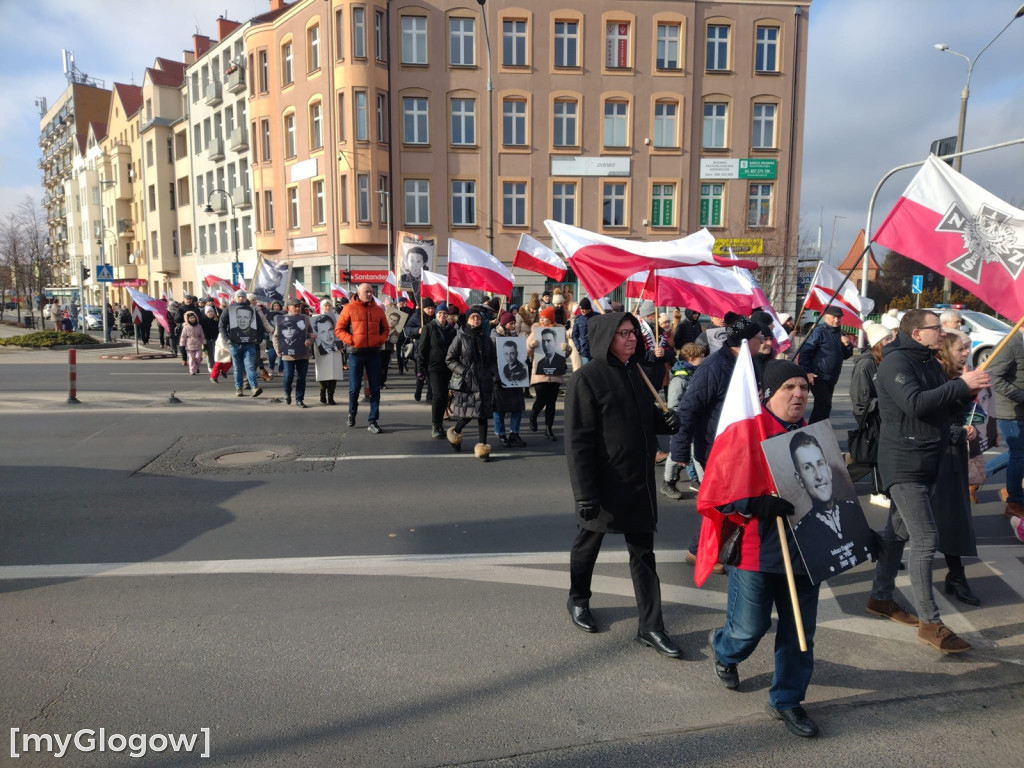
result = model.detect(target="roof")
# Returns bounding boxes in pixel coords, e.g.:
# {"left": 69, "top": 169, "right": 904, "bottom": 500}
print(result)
{"left": 112, "top": 82, "right": 144, "bottom": 118}
{"left": 838, "top": 229, "right": 881, "bottom": 276}
{"left": 150, "top": 57, "right": 186, "bottom": 87}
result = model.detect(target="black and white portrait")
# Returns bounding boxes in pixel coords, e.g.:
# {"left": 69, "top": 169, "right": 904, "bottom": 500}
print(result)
{"left": 399, "top": 234, "right": 436, "bottom": 291}
{"left": 252, "top": 260, "right": 291, "bottom": 304}
{"left": 498, "top": 337, "right": 529, "bottom": 387}
{"left": 228, "top": 303, "right": 260, "bottom": 345}
{"left": 275, "top": 314, "right": 308, "bottom": 357}
{"left": 533, "top": 326, "right": 567, "bottom": 377}
{"left": 311, "top": 313, "right": 338, "bottom": 356}
{"left": 761, "top": 421, "right": 876, "bottom": 584}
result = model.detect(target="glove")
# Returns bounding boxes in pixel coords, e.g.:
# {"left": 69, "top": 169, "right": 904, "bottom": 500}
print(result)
{"left": 576, "top": 501, "right": 599, "bottom": 521}
{"left": 746, "top": 495, "right": 795, "bottom": 520}
{"left": 660, "top": 408, "right": 680, "bottom": 433}
{"left": 416, "top": 371, "right": 425, "bottom": 381}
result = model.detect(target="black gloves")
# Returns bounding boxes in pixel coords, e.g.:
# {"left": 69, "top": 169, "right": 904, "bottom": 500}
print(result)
{"left": 745, "top": 495, "right": 795, "bottom": 520}
{"left": 416, "top": 371, "right": 425, "bottom": 380}
{"left": 577, "top": 501, "right": 599, "bottom": 521}
{"left": 659, "top": 407, "right": 680, "bottom": 433}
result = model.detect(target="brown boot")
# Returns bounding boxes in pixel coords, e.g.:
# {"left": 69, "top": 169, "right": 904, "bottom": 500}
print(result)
{"left": 968, "top": 485, "right": 980, "bottom": 504}
{"left": 1006, "top": 501, "right": 1024, "bottom": 521}
{"left": 865, "top": 598, "right": 919, "bottom": 626}
{"left": 917, "top": 622, "right": 971, "bottom": 653}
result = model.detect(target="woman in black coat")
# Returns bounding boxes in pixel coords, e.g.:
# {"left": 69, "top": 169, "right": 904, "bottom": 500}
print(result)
{"left": 446, "top": 308, "right": 496, "bottom": 460}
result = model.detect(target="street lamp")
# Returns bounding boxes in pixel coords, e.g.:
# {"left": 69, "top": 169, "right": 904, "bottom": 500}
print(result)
{"left": 204, "top": 188, "right": 241, "bottom": 285}
{"left": 934, "top": 3, "right": 1024, "bottom": 299}
{"left": 476, "top": 0, "right": 494, "bottom": 256}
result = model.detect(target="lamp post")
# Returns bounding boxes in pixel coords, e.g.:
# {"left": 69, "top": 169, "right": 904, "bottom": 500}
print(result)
{"left": 933, "top": 3, "right": 1024, "bottom": 300}
{"left": 476, "top": 0, "right": 494, "bottom": 256}
{"left": 204, "top": 188, "right": 241, "bottom": 286}
{"left": 377, "top": 186, "right": 393, "bottom": 276}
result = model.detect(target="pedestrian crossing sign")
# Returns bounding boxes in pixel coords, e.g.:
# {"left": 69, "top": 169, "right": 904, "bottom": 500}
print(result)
{"left": 96, "top": 265, "right": 114, "bottom": 282}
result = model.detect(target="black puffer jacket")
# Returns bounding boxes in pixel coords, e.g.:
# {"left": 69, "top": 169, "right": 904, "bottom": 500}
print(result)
{"left": 565, "top": 312, "right": 674, "bottom": 534}
{"left": 876, "top": 332, "right": 973, "bottom": 489}
{"left": 418, "top": 318, "right": 457, "bottom": 374}
{"left": 446, "top": 323, "right": 495, "bottom": 419}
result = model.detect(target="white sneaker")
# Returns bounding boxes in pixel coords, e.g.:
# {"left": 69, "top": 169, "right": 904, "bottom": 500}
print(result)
{"left": 1012, "top": 516, "right": 1024, "bottom": 543}
{"left": 870, "top": 494, "right": 890, "bottom": 508}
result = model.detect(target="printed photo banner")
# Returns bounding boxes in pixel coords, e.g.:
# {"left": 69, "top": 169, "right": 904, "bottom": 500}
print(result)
{"left": 496, "top": 336, "right": 529, "bottom": 387}
{"left": 532, "top": 325, "right": 567, "bottom": 377}
{"left": 398, "top": 232, "right": 437, "bottom": 293}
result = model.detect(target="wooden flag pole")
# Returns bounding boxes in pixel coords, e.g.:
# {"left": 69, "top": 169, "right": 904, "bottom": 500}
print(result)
{"left": 637, "top": 366, "right": 670, "bottom": 412}
{"left": 976, "top": 313, "right": 1024, "bottom": 373}
{"left": 777, "top": 515, "right": 808, "bottom": 652}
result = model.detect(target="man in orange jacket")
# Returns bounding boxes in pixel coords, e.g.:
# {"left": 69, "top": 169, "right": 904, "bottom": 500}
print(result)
{"left": 335, "top": 283, "right": 389, "bottom": 433}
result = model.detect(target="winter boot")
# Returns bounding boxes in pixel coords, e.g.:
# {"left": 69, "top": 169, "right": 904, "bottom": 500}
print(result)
{"left": 474, "top": 443, "right": 491, "bottom": 462}
{"left": 660, "top": 480, "right": 684, "bottom": 500}
{"left": 447, "top": 427, "right": 463, "bottom": 452}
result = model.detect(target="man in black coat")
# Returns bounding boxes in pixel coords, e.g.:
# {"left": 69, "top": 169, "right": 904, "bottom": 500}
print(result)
{"left": 417, "top": 302, "right": 457, "bottom": 438}
{"left": 673, "top": 309, "right": 703, "bottom": 349}
{"left": 798, "top": 306, "right": 853, "bottom": 423}
{"left": 565, "top": 311, "right": 682, "bottom": 658}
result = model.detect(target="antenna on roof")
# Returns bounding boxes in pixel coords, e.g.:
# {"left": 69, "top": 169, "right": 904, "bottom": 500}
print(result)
{"left": 60, "top": 48, "right": 105, "bottom": 88}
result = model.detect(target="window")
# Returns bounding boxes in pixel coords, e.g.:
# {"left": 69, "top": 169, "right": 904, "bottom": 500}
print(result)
{"left": 748, "top": 183, "right": 772, "bottom": 227}
{"left": 651, "top": 183, "right": 674, "bottom": 227}
{"left": 378, "top": 174, "right": 389, "bottom": 221}
{"left": 335, "top": 9, "right": 344, "bottom": 59}
{"left": 284, "top": 113, "right": 296, "bottom": 157}
{"left": 258, "top": 50, "right": 269, "bottom": 92}
{"left": 656, "top": 24, "right": 680, "bottom": 70}
{"left": 602, "top": 182, "right": 626, "bottom": 227}
{"left": 355, "top": 91, "right": 368, "bottom": 141}
{"left": 404, "top": 179, "right": 430, "bottom": 225}
{"left": 375, "top": 10, "right": 386, "bottom": 61}
{"left": 207, "top": 224, "right": 217, "bottom": 253}
{"left": 451, "top": 98, "right": 476, "bottom": 145}
{"left": 699, "top": 183, "right": 724, "bottom": 227}
{"left": 288, "top": 187, "right": 299, "bottom": 229}
{"left": 502, "top": 20, "right": 527, "bottom": 66}
{"left": 450, "top": 17, "right": 475, "bottom": 66}
{"left": 146, "top": 140, "right": 154, "bottom": 167}
{"left": 451, "top": 180, "right": 476, "bottom": 225}
{"left": 653, "top": 101, "right": 678, "bottom": 148}
{"left": 313, "top": 180, "right": 325, "bottom": 225}
{"left": 308, "top": 25, "right": 320, "bottom": 71}
{"left": 603, "top": 100, "right": 628, "bottom": 147}
{"left": 353, "top": 8, "right": 366, "bottom": 58}
{"left": 242, "top": 216, "right": 252, "bottom": 249}
{"left": 313, "top": 265, "right": 330, "bottom": 294}
{"left": 752, "top": 103, "right": 776, "bottom": 149}
{"left": 502, "top": 99, "right": 527, "bottom": 146}
{"left": 219, "top": 221, "right": 229, "bottom": 252}
{"left": 310, "top": 102, "right": 323, "bottom": 150}
{"left": 282, "top": 42, "right": 293, "bottom": 84}
{"left": 503, "top": 181, "right": 527, "bottom": 226}
{"left": 756, "top": 26, "right": 779, "bottom": 72}
{"left": 552, "top": 100, "right": 577, "bottom": 147}
{"left": 260, "top": 119, "right": 272, "bottom": 161}
{"left": 376, "top": 93, "right": 387, "bottom": 142}
{"left": 265, "top": 190, "right": 275, "bottom": 230}
{"left": 337, "top": 92, "right": 345, "bottom": 141}
{"left": 706, "top": 25, "right": 729, "bottom": 70}
{"left": 338, "top": 175, "right": 348, "bottom": 222}
{"left": 195, "top": 175, "right": 205, "bottom": 205}
{"left": 151, "top": 232, "right": 158, "bottom": 259}
{"left": 357, "top": 174, "right": 370, "bottom": 222}
{"left": 169, "top": 182, "right": 176, "bottom": 211}
{"left": 148, "top": 184, "right": 156, "bottom": 212}
{"left": 554, "top": 21, "right": 578, "bottom": 67}
{"left": 702, "top": 102, "right": 727, "bottom": 148}
{"left": 403, "top": 97, "right": 429, "bottom": 144}
{"left": 552, "top": 182, "right": 576, "bottom": 224}
{"left": 605, "top": 22, "right": 629, "bottom": 68}
{"left": 402, "top": 16, "right": 428, "bottom": 65}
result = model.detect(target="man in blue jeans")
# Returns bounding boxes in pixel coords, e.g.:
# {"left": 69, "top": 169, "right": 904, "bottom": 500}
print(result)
{"left": 986, "top": 331, "right": 1024, "bottom": 522}
{"left": 219, "top": 290, "right": 265, "bottom": 398}
{"left": 334, "top": 283, "right": 389, "bottom": 433}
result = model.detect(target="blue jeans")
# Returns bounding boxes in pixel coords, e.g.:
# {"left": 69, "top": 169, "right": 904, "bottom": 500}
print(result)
{"left": 578, "top": 355, "right": 590, "bottom": 366}
{"left": 283, "top": 359, "right": 309, "bottom": 402}
{"left": 267, "top": 346, "right": 284, "bottom": 373}
{"left": 493, "top": 410, "right": 523, "bottom": 436}
{"left": 712, "top": 568, "right": 819, "bottom": 710}
{"left": 347, "top": 350, "right": 381, "bottom": 424}
{"left": 229, "top": 342, "right": 258, "bottom": 389}
{"left": 997, "top": 419, "right": 1024, "bottom": 503}
{"left": 985, "top": 452, "right": 1008, "bottom": 477}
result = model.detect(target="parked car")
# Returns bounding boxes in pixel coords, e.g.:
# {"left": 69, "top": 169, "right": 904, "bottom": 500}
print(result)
{"left": 85, "top": 307, "right": 103, "bottom": 330}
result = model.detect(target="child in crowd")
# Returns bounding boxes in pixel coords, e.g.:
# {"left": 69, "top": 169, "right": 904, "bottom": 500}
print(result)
{"left": 660, "top": 342, "right": 706, "bottom": 500}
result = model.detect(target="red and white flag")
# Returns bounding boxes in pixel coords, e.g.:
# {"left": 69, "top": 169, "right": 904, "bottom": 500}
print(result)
{"left": 804, "top": 284, "right": 865, "bottom": 329}
{"left": 730, "top": 256, "right": 791, "bottom": 351}
{"left": 448, "top": 239, "right": 514, "bottom": 296}
{"left": 544, "top": 220, "right": 757, "bottom": 299}
{"left": 126, "top": 287, "right": 170, "bottom": 333}
{"left": 694, "top": 345, "right": 774, "bottom": 586}
{"left": 330, "top": 283, "right": 349, "bottom": 301}
{"left": 201, "top": 272, "right": 235, "bottom": 308}
{"left": 873, "top": 154, "right": 1024, "bottom": 320}
{"left": 513, "top": 233, "right": 566, "bottom": 281}
{"left": 625, "top": 270, "right": 654, "bottom": 300}
{"left": 647, "top": 264, "right": 757, "bottom": 318}
{"left": 420, "top": 269, "right": 471, "bottom": 312}
{"left": 803, "top": 260, "right": 874, "bottom": 327}
{"left": 293, "top": 280, "right": 321, "bottom": 313}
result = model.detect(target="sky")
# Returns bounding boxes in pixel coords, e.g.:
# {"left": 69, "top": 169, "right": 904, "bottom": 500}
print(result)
{"left": 1, "top": 0, "right": 1022, "bottom": 270}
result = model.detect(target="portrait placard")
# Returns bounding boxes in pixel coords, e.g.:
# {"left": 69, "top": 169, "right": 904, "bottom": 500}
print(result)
{"left": 311, "top": 313, "right": 338, "bottom": 356}
{"left": 497, "top": 337, "right": 529, "bottom": 387}
{"left": 275, "top": 315, "right": 308, "bottom": 357}
{"left": 532, "top": 325, "right": 567, "bottom": 377}
{"left": 399, "top": 233, "right": 436, "bottom": 292}
{"left": 252, "top": 259, "right": 291, "bottom": 304}
{"left": 227, "top": 303, "right": 260, "bottom": 344}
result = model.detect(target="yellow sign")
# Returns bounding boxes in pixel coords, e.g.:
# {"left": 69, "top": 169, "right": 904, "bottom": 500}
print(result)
{"left": 712, "top": 238, "right": 764, "bottom": 256}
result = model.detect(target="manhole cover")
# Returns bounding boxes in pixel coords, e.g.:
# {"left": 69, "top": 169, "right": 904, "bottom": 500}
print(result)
{"left": 214, "top": 450, "right": 281, "bottom": 466}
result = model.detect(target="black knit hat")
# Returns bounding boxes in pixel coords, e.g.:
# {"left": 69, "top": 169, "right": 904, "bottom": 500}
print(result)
{"left": 750, "top": 310, "right": 775, "bottom": 336}
{"left": 724, "top": 312, "right": 761, "bottom": 347}
{"left": 421, "top": 297, "right": 435, "bottom": 309}
{"left": 762, "top": 360, "right": 808, "bottom": 401}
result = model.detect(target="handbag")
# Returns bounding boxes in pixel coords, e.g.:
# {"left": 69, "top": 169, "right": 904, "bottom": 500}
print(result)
{"left": 718, "top": 521, "right": 744, "bottom": 566}
{"left": 847, "top": 398, "right": 880, "bottom": 465}
{"left": 449, "top": 371, "right": 468, "bottom": 392}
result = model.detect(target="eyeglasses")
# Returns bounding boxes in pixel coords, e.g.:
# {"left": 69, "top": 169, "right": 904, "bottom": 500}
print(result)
{"left": 917, "top": 324, "right": 942, "bottom": 331}
{"left": 614, "top": 329, "right": 637, "bottom": 339}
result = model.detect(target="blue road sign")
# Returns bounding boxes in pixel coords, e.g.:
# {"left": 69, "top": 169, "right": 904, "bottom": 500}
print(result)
{"left": 911, "top": 275, "right": 923, "bottom": 294}
{"left": 96, "top": 264, "right": 114, "bottom": 282}
{"left": 232, "top": 261, "right": 245, "bottom": 285}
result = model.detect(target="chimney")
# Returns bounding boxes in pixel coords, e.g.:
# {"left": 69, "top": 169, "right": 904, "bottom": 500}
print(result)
{"left": 217, "top": 18, "right": 241, "bottom": 39}
{"left": 269, "top": 0, "right": 288, "bottom": 11}
{"left": 193, "top": 34, "right": 213, "bottom": 59}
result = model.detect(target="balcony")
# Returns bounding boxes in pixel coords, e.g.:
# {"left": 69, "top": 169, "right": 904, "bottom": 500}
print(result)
{"left": 226, "top": 66, "right": 246, "bottom": 94}
{"left": 208, "top": 138, "right": 225, "bottom": 162}
{"left": 204, "top": 82, "right": 222, "bottom": 106}
{"left": 229, "top": 126, "right": 249, "bottom": 152}
{"left": 231, "top": 186, "right": 251, "bottom": 209}
{"left": 209, "top": 198, "right": 228, "bottom": 215}
{"left": 117, "top": 218, "right": 135, "bottom": 238}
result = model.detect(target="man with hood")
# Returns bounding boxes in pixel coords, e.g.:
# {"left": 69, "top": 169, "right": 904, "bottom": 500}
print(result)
{"left": 673, "top": 308, "right": 703, "bottom": 349}
{"left": 564, "top": 311, "right": 682, "bottom": 658}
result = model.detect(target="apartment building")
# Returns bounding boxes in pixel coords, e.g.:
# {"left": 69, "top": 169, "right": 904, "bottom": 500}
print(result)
{"left": 65, "top": 122, "right": 106, "bottom": 305}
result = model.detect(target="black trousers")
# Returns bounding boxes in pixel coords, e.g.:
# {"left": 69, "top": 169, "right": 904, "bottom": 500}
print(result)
{"left": 569, "top": 527, "right": 664, "bottom": 632}
{"left": 427, "top": 370, "right": 450, "bottom": 427}
{"left": 808, "top": 378, "right": 835, "bottom": 424}
{"left": 531, "top": 381, "right": 560, "bottom": 428}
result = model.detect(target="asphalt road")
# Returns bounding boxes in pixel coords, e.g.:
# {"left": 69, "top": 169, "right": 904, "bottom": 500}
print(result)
{"left": 1, "top": 342, "right": 1023, "bottom": 767}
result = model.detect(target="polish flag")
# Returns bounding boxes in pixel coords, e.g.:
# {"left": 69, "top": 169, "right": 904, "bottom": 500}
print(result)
{"left": 647, "top": 264, "right": 757, "bottom": 318}
{"left": 513, "top": 233, "right": 566, "bottom": 280}
{"left": 381, "top": 271, "right": 400, "bottom": 299}
{"left": 420, "top": 269, "right": 470, "bottom": 312}
{"left": 804, "top": 284, "right": 866, "bottom": 329}
{"left": 330, "top": 283, "right": 349, "bottom": 301}
{"left": 694, "top": 344, "right": 774, "bottom": 586}
{"left": 873, "top": 154, "right": 1024, "bottom": 320}
{"left": 126, "top": 287, "right": 171, "bottom": 333}
{"left": 293, "top": 280, "right": 321, "bottom": 313}
{"left": 448, "top": 239, "right": 514, "bottom": 296}
{"left": 544, "top": 220, "right": 757, "bottom": 299}
{"left": 202, "top": 273, "right": 235, "bottom": 308}
{"left": 625, "top": 270, "right": 654, "bottom": 300}
{"left": 804, "top": 260, "right": 874, "bottom": 325}
{"left": 730, "top": 257, "right": 791, "bottom": 351}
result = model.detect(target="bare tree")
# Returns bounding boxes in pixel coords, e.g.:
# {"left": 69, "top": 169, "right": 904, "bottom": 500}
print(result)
{"left": 0, "top": 211, "right": 25, "bottom": 322}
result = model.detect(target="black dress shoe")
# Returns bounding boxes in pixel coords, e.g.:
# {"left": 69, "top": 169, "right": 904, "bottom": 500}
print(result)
{"left": 945, "top": 574, "right": 981, "bottom": 606}
{"left": 347, "top": 413, "right": 356, "bottom": 427}
{"left": 529, "top": 411, "right": 538, "bottom": 432}
{"left": 567, "top": 599, "right": 597, "bottom": 633}
{"left": 708, "top": 629, "right": 739, "bottom": 689}
{"left": 767, "top": 705, "right": 819, "bottom": 738}
{"left": 635, "top": 629, "right": 682, "bottom": 659}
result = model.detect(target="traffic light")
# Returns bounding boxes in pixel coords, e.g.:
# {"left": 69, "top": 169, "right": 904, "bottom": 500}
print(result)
{"left": 81, "top": 265, "right": 90, "bottom": 283}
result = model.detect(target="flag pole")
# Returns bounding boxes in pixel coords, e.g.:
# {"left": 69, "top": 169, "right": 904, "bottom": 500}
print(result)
{"left": 637, "top": 366, "right": 670, "bottom": 412}
{"left": 777, "top": 516, "right": 808, "bottom": 652}
{"left": 976, "top": 314, "right": 1024, "bottom": 372}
